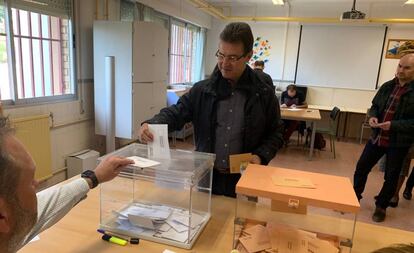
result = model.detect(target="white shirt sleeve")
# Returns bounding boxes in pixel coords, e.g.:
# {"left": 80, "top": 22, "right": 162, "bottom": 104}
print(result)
{"left": 21, "top": 178, "right": 90, "bottom": 247}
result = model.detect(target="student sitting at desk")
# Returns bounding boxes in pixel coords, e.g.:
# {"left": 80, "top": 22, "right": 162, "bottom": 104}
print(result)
{"left": 280, "top": 84, "right": 307, "bottom": 143}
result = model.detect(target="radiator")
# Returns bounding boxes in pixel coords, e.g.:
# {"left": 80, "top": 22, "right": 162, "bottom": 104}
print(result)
{"left": 12, "top": 114, "right": 52, "bottom": 181}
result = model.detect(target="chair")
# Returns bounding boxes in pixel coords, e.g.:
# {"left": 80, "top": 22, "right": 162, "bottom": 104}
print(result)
{"left": 315, "top": 106, "right": 341, "bottom": 158}
{"left": 359, "top": 109, "right": 371, "bottom": 144}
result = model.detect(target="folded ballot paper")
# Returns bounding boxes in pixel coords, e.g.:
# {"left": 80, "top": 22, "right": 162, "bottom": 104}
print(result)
{"left": 236, "top": 223, "right": 339, "bottom": 253}
{"left": 113, "top": 203, "right": 207, "bottom": 243}
{"left": 127, "top": 156, "right": 160, "bottom": 168}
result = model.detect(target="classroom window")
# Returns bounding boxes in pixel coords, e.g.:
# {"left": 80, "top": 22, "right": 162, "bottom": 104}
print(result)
{"left": 0, "top": 2, "right": 11, "bottom": 100}
{"left": 12, "top": 9, "right": 71, "bottom": 99}
{"left": 169, "top": 21, "right": 205, "bottom": 85}
{"left": 0, "top": 1, "right": 74, "bottom": 104}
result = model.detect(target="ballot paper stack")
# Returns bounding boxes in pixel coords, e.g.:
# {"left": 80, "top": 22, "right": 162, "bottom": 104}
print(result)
{"left": 112, "top": 203, "right": 207, "bottom": 244}
{"left": 234, "top": 222, "right": 339, "bottom": 253}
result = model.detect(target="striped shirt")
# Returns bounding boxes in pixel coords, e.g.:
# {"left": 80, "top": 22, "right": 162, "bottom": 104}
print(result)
{"left": 376, "top": 80, "right": 409, "bottom": 147}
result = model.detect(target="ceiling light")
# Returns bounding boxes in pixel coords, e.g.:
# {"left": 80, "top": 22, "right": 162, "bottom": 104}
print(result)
{"left": 272, "top": 0, "right": 284, "bottom": 5}
{"left": 405, "top": 0, "right": 414, "bottom": 4}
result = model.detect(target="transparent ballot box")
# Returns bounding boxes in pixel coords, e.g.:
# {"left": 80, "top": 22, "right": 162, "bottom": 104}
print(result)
{"left": 234, "top": 165, "right": 360, "bottom": 253}
{"left": 98, "top": 143, "right": 215, "bottom": 249}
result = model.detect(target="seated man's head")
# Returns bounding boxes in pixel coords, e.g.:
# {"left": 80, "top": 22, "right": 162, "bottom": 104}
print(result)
{"left": 254, "top": 60, "right": 265, "bottom": 70}
{"left": 216, "top": 22, "right": 253, "bottom": 82}
{"left": 0, "top": 116, "right": 38, "bottom": 253}
{"left": 286, "top": 84, "right": 297, "bottom": 97}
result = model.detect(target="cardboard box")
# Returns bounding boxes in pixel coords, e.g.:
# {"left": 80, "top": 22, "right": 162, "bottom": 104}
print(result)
{"left": 67, "top": 150, "right": 100, "bottom": 179}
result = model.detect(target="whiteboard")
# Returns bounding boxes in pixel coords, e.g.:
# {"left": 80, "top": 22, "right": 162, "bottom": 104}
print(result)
{"left": 295, "top": 25, "right": 386, "bottom": 90}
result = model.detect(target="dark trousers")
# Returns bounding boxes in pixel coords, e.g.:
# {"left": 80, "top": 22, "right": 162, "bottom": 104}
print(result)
{"left": 283, "top": 120, "right": 300, "bottom": 142}
{"left": 406, "top": 167, "right": 414, "bottom": 191}
{"left": 354, "top": 139, "right": 409, "bottom": 209}
{"left": 212, "top": 169, "right": 241, "bottom": 198}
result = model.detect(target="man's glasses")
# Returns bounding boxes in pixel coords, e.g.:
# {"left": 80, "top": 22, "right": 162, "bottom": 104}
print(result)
{"left": 215, "top": 50, "right": 245, "bottom": 63}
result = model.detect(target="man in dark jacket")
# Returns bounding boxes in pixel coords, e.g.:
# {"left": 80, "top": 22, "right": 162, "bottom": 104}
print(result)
{"left": 138, "top": 22, "right": 284, "bottom": 197}
{"left": 353, "top": 52, "right": 414, "bottom": 222}
{"left": 253, "top": 60, "right": 274, "bottom": 88}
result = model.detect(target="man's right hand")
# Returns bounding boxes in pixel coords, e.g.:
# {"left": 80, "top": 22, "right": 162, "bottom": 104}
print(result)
{"left": 93, "top": 156, "right": 134, "bottom": 186}
{"left": 138, "top": 123, "right": 154, "bottom": 143}
{"left": 280, "top": 104, "right": 287, "bottom": 108}
{"left": 369, "top": 117, "right": 379, "bottom": 127}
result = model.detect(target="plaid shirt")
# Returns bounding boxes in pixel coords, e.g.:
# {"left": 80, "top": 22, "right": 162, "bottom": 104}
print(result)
{"left": 375, "top": 80, "right": 409, "bottom": 147}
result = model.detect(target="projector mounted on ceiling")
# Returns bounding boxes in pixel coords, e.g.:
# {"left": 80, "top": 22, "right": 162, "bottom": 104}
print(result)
{"left": 341, "top": 0, "right": 366, "bottom": 20}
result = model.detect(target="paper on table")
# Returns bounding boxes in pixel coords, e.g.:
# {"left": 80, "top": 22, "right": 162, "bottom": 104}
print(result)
{"left": 272, "top": 176, "right": 316, "bottom": 189}
{"left": 163, "top": 250, "right": 177, "bottom": 253}
{"left": 155, "top": 226, "right": 197, "bottom": 243}
{"left": 116, "top": 218, "right": 146, "bottom": 234}
{"left": 308, "top": 237, "right": 339, "bottom": 253}
{"left": 287, "top": 108, "right": 302, "bottom": 111}
{"left": 148, "top": 124, "right": 171, "bottom": 159}
{"left": 127, "top": 156, "right": 160, "bottom": 168}
{"left": 128, "top": 214, "right": 156, "bottom": 229}
{"left": 172, "top": 212, "right": 206, "bottom": 229}
{"left": 29, "top": 236, "right": 40, "bottom": 243}
{"left": 166, "top": 219, "right": 188, "bottom": 233}
{"left": 119, "top": 203, "right": 172, "bottom": 220}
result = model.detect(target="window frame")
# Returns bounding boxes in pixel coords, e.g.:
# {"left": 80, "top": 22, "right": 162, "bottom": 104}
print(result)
{"left": 0, "top": 0, "right": 77, "bottom": 106}
{"left": 169, "top": 18, "right": 200, "bottom": 86}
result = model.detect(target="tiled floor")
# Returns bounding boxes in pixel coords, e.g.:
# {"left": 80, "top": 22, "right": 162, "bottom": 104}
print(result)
{"left": 173, "top": 135, "right": 414, "bottom": 232}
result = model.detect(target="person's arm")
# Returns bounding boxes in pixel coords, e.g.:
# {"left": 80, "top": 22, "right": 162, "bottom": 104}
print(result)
{"left": 21, "top": 156, "right": 133, "bottom": 246}
{"left": 389, "top": 118, "right": 414, "bottom": 133}
{"left": 368, "top": 85, "right": 385, "bottom": 119}
{"left": 22, "top": 178, "right": 91, "bottom": 245}
{"left": 252, "top": 95, "right": 284, "bottom": 165}
{"left": 367, "top": 85, "right": 387, "bottom": 128}
{"left": 139, "top": 85, "right": 196, "bottom": 143}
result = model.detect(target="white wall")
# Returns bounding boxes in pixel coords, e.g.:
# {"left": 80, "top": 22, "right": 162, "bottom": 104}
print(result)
{"left": 205, "top": 2, "right": 414, "bottom": 88}
{"left": 378, "top": 24, "right": 414, "bottom": 85}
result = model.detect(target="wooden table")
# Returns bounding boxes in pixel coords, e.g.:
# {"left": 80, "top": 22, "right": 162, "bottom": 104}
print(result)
{"left": 20, "top": 177, "right": 414, "bottom": 253}
{"left": 280, "top": 108, "right": 321, "bottom": 160}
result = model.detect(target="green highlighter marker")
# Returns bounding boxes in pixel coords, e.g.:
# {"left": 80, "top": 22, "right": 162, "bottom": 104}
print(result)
{"left": 102, "top": 234, "right": 128, "bottom": 246}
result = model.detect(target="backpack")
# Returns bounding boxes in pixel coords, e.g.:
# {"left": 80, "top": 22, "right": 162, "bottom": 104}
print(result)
{"left": 314, "top": 133, "right": 326, "bottom": 150}
{"left": 305, "top": 127, "right": 326, "bottom": 150}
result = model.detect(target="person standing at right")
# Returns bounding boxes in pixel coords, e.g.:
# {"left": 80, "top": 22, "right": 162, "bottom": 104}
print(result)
{"left": 353, "top": 52, "right": 414, "bottom": 222}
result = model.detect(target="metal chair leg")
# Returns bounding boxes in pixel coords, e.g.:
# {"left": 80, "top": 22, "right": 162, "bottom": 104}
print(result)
{"left": 359, "top": 125, "right": 364, "bottom": 144}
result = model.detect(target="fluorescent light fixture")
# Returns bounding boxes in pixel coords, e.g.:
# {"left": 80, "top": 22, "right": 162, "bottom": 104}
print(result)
{"left": 405, "top": 0, "right": 414, "bottom": 4}
{"left": 272, "top": 0, "right": 284, "bottom": 5}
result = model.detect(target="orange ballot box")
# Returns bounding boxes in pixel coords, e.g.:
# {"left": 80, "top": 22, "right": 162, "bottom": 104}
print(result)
{"left": 234, "top": 164, "right": 360, "bottom": 253}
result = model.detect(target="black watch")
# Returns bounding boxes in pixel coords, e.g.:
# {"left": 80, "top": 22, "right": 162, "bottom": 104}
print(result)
{"left": 81, "top": 170, "right": 99, "bottom": 189}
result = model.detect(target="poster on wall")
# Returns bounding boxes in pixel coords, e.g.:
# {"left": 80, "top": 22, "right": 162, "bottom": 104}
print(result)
{"left": 385, "top": 39, "right": 414, "bottom": 59}
{"left": 249, "top": 37, "right": 272, "bottom": 67}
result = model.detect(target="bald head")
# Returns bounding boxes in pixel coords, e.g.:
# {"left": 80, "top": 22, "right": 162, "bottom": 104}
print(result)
{"left": 397, "top": 53, "right": 414, "bottom": 85}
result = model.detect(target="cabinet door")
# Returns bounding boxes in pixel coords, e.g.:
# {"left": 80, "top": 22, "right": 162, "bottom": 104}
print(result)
{"left": 132, "top": 82, "right": 154, "bottom": 138}
{"left": 152, "top": 81, "right": 167, "bottom": 116}
{"left": 153, "top": 25, "right": 169, "bottom": 82}
{"left": 132, "top": 21, "right": 168, "bottom": 82}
